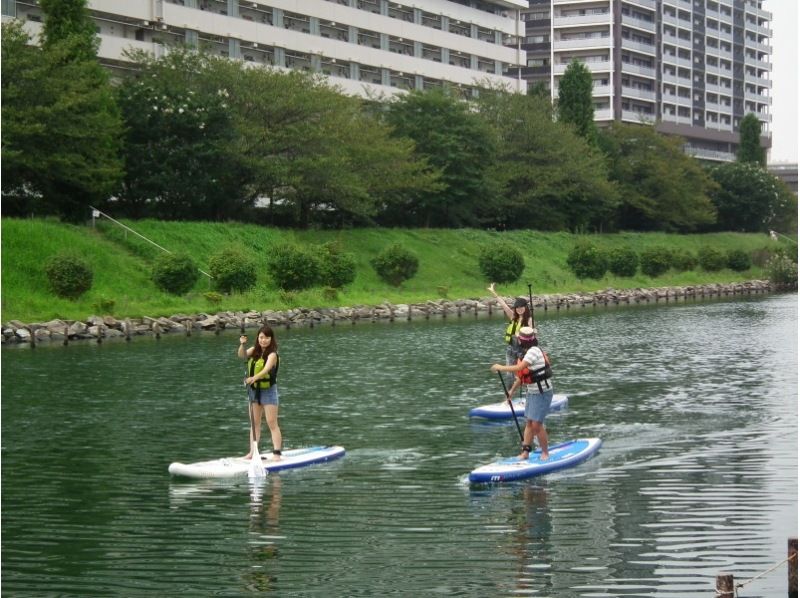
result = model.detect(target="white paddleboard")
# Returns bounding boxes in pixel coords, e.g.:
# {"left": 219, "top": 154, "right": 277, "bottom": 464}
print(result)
{"left": 469, "top": 393, "right": 569, "bottom": 420}
{"left": 168, "top": 445, "right": 345, "bottom": 479}
{"left": 469, "top": 438, "right": 602, "bottom": 483}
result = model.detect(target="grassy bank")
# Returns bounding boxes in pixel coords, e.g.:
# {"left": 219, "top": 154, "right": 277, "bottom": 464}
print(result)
{"left": 1, "top": 218, "right": 790, "bottom": 323}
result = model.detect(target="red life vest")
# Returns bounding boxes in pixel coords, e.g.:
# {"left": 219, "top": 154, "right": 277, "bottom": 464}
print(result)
{"left": 515, "top": 348, "right": 553, "bottom": 392}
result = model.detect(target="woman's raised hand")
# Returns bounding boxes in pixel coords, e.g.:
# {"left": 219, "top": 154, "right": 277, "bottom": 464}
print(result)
{"left": 487, "top": 282, "right": 496, "bottom": 294}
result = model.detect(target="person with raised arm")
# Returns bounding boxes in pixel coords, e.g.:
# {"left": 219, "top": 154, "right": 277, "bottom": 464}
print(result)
{"left": 238, "top": 325, "right": 282, "bottom": 461}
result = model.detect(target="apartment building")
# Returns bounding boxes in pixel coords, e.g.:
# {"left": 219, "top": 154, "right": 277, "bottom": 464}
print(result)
{"left": 514, "top": 0, "right": 772, "bottom": 161}
{"left": 1, "top": 0, "right": 528, "bottom": 98}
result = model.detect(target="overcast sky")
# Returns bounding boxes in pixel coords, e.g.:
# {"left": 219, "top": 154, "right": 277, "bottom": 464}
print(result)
{"left": 763, "top": 0, "right": 798, "bottom": 164}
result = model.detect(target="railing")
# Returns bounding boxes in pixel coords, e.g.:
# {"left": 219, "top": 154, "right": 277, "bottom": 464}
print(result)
{"left": 89, "top": 206, "right": 212, "bottom": 279}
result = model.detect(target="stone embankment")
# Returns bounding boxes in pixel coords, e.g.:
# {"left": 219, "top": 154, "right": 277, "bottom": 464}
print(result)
{"left": 2, "top": 280, "right": 777, "bottom": 345}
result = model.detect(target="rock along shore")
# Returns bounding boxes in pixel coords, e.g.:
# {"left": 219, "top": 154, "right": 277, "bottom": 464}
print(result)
{"left": 2, "top": 280, "right": 780, "bottom": 346}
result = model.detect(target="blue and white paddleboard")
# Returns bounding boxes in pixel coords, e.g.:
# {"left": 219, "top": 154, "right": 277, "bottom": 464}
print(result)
{"left": 469, "top": 393, "right": 569, "bottom": 420}
{"left": 469, "top": 438, "right": 601, "bottom": 483}
{"left": 168, "top": 445, "right": 345, "bottom": 479}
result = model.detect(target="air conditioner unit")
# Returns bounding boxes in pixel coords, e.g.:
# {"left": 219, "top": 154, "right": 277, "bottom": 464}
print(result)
{"left": 143, "top": 20, "right": 150, "bottom": 26}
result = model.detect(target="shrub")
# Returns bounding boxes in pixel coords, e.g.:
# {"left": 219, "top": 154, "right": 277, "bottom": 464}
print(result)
{"left": 566, "top": 241, "right": 607, "bottom": 279}
{"left": 371, "top": 244, "right": 419, "bottom": 286}
{"left": 44, "top": 253, "right": 93, "bottom": 299}
{"left": 204, "top": 291, "right": 223, "bottom": 305}
{"left": 670, "top": 248, "right": 697, "bottom": 272}
{"left": 318, "top": 243, "right": 357, "bottom": 289}
{"left": 152, "top": 253, "right": 199, "bottom": 295}
{"left": 93, "top": 297, "right": 115, "bottom": 313}
{"left": 268, "top": 244, "right": 322, "bottom": 291}
{"left": 278, "top": 289, "right": 298, "bottom": 305}
{"left": 208, "top": 245, "right": 257, "bottom": 293}
{"left": 766, "top": 254, "right": 798, "bottom": 286}
{"left": 478, "top": 243, "right": 525, "bottom": 283}
{"left": 726, "top": 249, "right": 752, "bottom": 272}
{"left": 640, "top": 247, "right": 673, "bottom": 278}
{"left": 697, "top": 246, "right": 727, "bottom": 271}
{"left": 751, "top": 247, "right": 778, "bottom": 267}
{"left": 607, "top": 246, "right": 638, "bottom": 277}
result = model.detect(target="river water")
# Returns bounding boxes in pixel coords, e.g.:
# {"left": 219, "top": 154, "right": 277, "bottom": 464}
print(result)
{"left": 2, "top": 294, "right": 797, "bottom": 596}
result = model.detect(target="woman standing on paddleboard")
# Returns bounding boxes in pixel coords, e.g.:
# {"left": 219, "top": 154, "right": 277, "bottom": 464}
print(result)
{"left": 491, "top": 326, "right": 554, "bottom": 461}
{"left": 487, "top": 282, "right": 533, "bottom": 380}
{"left": 238, "top": 325, "right": 282, "bottom": 461}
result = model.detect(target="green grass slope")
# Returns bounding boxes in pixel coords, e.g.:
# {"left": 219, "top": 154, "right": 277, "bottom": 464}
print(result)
{"left": 1, "top": 218, "right": 783, "bottom": 323}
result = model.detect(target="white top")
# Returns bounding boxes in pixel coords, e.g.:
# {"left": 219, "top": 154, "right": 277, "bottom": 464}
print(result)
{"left": 521, "top": 346, "right": 554, "bottom": 394}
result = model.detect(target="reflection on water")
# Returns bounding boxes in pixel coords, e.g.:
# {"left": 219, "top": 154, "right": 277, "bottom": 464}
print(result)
{"left": 2, "top": 294, "right": 797, "bottom": 596}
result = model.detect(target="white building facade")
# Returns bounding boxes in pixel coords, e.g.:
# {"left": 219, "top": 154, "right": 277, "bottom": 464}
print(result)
{"left": 2, "top": 0, "right": 528, "bottom": 98}
{"left": 516, "top": 0, "right": 772, "bottom": 161}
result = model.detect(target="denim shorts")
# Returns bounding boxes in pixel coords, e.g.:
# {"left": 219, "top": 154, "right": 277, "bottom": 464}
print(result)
{"left": 248, "top": 385, "right": 279, "bottom": 406}
{"left": 524, "top": 387, "right": 553, "bottom": 422}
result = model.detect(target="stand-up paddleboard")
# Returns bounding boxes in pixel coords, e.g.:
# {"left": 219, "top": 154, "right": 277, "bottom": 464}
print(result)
{"left": 469, "top": 438, "right": 601, "bottom": 483}
{"left": 469, "top": 393, "right": 569, "bottom": 420}
{"left": 168, "top": 445, "right": 345, "bottom": 479}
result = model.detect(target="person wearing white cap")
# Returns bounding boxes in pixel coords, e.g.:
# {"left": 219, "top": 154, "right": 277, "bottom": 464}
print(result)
{"left": 490, "top": 326, "right": 554, "bottom": 461}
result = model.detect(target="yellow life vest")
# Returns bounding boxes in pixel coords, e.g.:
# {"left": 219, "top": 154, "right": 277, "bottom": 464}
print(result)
{"left": 503, "top": 319, "right": 523, "bottom": 344}
{"left": 247, "top": 353, "right": 279, "bottom": 389}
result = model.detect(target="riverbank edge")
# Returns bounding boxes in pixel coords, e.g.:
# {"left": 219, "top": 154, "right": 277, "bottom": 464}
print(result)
{"left": 3, "top": 280, "right": 785, "bottom": 346}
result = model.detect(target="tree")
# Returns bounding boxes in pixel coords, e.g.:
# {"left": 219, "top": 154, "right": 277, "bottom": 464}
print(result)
{"left": 708, "top": 161, "right": 796, "bottom": 232}
{"left": 598, "top": 123, "right": 716, "bottom": 231}
{"left": 1, "top": 20, "right": 123, "bottom": 221}
{"left": 557, "top": 60, "right": 596, "bottom": 143}
{"left": 116, "top": 49, "right": 252, "bottom": 220}
{"left": 477, "top": 91, "right": 618, "bottom": 231}
{"left": 207, "top": 58, "right": 438, "bottom": 227}
{"left": 737, "top": 113, "right": 766, "bottom": 165}
{"left": 39, "top": 0, "right": 98, "bottom": 62}
{"left": 527, "top": 81, "right": 551, "bottom": 102}
{"left": 382, "top": 88, "right": 497, "bottom": 228}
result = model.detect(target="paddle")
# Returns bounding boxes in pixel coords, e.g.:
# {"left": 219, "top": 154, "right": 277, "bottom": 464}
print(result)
{"left": 527, "top": 282, "right": 536, "bottom": 330}
{"left": 247, "top": 393, "right": 266, "bottom": 479}
{"left": 497, "top": 372, "right": 524, "bottom": 442}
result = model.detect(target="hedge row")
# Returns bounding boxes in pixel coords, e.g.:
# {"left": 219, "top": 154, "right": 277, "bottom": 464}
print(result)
{"left": 566, "top": 241, "right": 759, "bottom": 280}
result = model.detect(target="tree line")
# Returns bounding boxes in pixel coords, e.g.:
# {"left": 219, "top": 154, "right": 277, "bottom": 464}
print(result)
{"left": 1, "top": 1, "right": 796, "bottom": 234}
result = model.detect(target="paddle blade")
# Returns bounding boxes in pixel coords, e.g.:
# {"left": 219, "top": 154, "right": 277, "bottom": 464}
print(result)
{"left": 248, "top": 442, "right": 267, "bottom": 479}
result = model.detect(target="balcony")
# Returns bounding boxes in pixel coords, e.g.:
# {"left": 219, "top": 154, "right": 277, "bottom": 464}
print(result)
{"left": 685, "top": 147, "right": 735, "bottom": 162}
{"left": 553, "top": 60, "right": 611, "bottom": 74}
{"left": 621, "top": 85, "right": 656, "bottom": 101}
{"left": 705, "top": 63, "right": 732, "bottom": 78}
{"left": 621, "top": 62, "right": 656, "bottom": 78}
{"left": 705, "top": 82, "right": 733, "bottom": 96}
{"left": 553, "top": 13, "right": 610, "bottom": 27}
{"left": 745, "top": 73, "right": 772, "bottom": 88}
{"left": 594, "top": 108, "right": 613, "bottom": 120}
{"left": 554, "top": 37, "right": 611, "bottom": 50}
{"left": 744, "top": 39, "right": 771, "bottom": 55}
{"left": 622, "top": 109, "right": 656, "bottom": 123}
{"left": 662, "top": 53, "right": 692, "bottom": 70}
{"left": 662, "top": 32, "right": 692, "bottom": 51}
{"left": 745, "top": 54, "right": 772, "bottom": 70}
{"left": 621, "top": 14, "right": 656, "bottom": 33}
{"left": 621, "top": 37, "right": 656, "bottom": 55}
{"left": 745, "top": 90, "right": 771, "bottom": 105}
{"left": 662, "top": 112, "right": 692, "bottom": 126}
{"left": 704, "top": 119, "right": 734, "bottom": 132}
{"left": 712, "top": 28, "right": 733, "bottom": 44}
{"left": 663, "top": 92, "right": 692, "bottom": 108}
{"left": 622, "top": 0, "right": 656, "bottom": 9}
